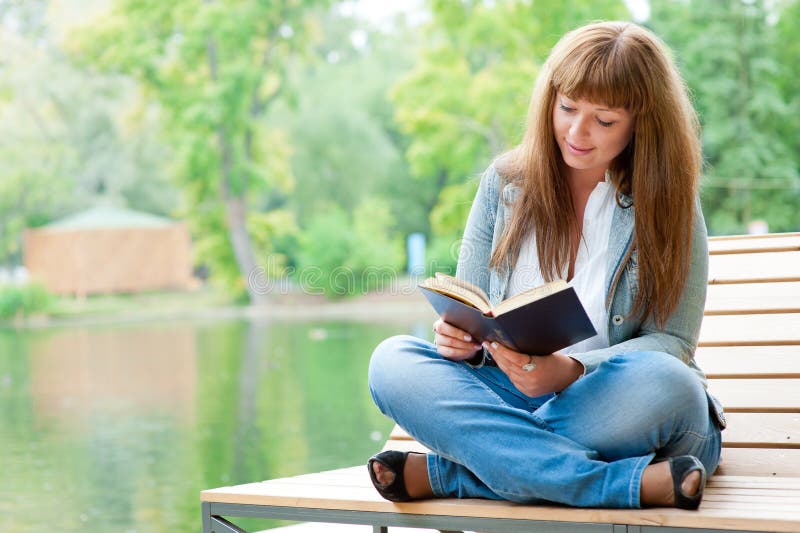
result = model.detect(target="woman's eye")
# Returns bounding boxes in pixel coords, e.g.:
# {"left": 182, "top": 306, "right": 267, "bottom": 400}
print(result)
{"left": 559, "top": 104, "right": 574, "bottom": 112}
{"left": 597, "top": 118, "right": 614, "bottom": 127}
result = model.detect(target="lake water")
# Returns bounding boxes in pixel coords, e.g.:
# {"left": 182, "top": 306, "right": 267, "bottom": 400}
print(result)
{"left": 0, "top": 317, "right": 429, "bottom": 532}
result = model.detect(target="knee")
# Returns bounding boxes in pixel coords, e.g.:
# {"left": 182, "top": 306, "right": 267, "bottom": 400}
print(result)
{"left": 368, "top": 335, "right": 428, "bottom": 409}
{"left": 618, "top": 351, "right": 706, "bottom": 412}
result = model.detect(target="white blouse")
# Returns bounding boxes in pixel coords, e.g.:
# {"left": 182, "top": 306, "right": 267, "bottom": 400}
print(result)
{"left": 505, "top": 176, "right": 616, "bottom": 354}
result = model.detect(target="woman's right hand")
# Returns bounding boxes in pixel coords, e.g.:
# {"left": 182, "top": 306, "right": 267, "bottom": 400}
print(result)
{"left": 432, "top": 318, "right": 483, "bottom": 361}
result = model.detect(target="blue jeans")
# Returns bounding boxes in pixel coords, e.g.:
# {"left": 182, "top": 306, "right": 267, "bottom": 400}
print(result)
{"left": 368, "top": 335, "right": 722, "bottom": 508}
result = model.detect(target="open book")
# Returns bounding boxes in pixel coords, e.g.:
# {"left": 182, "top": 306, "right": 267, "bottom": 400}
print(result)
{"left": 419, "top": 273, "right": 596, "bottom": 355}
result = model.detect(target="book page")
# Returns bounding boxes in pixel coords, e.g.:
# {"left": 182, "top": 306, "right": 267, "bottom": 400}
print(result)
{"left": 493, "top": 279, "right": 568, "bottom": 316}
{"left": 420, "top": 273, "right": 492, "bottom": 314}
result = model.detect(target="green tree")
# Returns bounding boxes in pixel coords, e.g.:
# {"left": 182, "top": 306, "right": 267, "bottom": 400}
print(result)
{"left": 296, "top": 197, "right": 403, "bottom": 297}
{"left": 774, "top": 0, "right": 800, "bottom": 172}
{"left": 268, "top": 11, "right": 416, "bottom": 231}
{"left": 390, "top": 0, "right": 630, "bottom": 261}
{"left": 69, "top": 0, "right": 331, "bottom": 302}
{"left": 650, "top": 0, "right": 800, "bottom": 234}
{"left": 0, "top": 3, "right": 177, "bottom": 265}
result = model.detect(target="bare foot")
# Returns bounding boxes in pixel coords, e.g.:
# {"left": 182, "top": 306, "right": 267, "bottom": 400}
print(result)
{"left": 640, "top": 461, "right": 702, "bottom": 507}
{"left": 371, "top": 452, "right": 434, "bottom": 499}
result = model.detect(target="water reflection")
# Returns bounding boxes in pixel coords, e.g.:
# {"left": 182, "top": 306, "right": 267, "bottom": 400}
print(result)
{"left": 0, "top": 317, "right": 430, "bottom": 532}
{"left": 29, "top": 326, "right": 197, "bottom": 424}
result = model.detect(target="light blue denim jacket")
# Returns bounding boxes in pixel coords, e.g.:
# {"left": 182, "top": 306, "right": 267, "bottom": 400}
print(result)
{"left": 455, "top": 163, "right": 710, "bottom": 387}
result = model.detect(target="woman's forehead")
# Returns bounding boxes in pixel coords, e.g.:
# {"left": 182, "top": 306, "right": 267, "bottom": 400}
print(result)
{"left": 557, "top": 91, "right": 629, "bottom": 112}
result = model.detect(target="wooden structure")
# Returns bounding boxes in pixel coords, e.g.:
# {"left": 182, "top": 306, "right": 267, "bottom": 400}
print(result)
{"left": 23, "top": 205, "right": 194, "bottom": 296}
{"left": 201, "top": 232, "right": 800, "bottom": 533}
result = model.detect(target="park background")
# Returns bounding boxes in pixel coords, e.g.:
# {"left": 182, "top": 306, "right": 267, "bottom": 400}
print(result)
{"left": 0, "top": 0, "right": 798, "bottom": 531}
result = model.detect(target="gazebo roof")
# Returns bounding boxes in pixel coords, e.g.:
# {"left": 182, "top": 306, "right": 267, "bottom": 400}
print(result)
{"left": 45, "top": 205, "right": 175, "bottom": 230}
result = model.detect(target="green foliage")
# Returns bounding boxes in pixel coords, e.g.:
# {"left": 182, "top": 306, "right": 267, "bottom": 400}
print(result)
{"left": 0, "top": 283, "right": 51, "bottom": 320}
{"left": 774, "top": 0, "right": 800, "bottom": 167}
{"left": 0, "top": 18, "right": 177, "bottom": 265}
{"left": 296, "top": 198, "right": 403, "bottom": 297}
{"left": 391, "top": 0, "right": 630, "bottom": 257}
{"left": 650, "top": 0, "right": 800, "bottom": 234}
{"left": 68, "top": 0, "right": 330, "bottom": 301}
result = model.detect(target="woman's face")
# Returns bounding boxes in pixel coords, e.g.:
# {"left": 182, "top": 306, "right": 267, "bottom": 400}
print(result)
{"left": 552, "top": 93, "right": 634, "bottom": 178}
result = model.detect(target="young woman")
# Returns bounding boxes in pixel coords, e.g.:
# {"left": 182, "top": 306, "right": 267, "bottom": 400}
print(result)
{"left": 366, "top": 21, "right": 726, "bottom": 510}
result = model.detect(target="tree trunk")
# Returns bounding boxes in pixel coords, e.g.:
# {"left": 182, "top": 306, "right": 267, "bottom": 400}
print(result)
{"left": 225, "top": 195, "right": 270, "bottom": 304}
{"left": 206, "top": 26, "right": 270, "bottom": 305}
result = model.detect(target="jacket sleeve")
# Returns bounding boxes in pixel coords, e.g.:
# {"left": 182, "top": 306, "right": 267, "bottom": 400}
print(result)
{"left": 569, "top": 203, "right": 709, "bottom": 374}
{"left": 455, "top": 164, "right": 502, "bottom": 295}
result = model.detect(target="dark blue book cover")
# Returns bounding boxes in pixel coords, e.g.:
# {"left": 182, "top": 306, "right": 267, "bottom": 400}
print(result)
{"left": 419, "top": 285, "right": 597, "bottom": 355}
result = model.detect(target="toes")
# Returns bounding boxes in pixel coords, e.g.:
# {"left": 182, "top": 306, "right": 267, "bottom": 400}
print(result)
{"left": 680, "top": 470, "right": 702, "bottom": 498}
{"left": 372, "top": 461, "right": 396, "bottom": 487}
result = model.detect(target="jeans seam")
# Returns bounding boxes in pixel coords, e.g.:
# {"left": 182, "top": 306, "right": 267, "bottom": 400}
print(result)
{"left": 460, "top": 364, "right": 517, "bottom": 410}
{"left": 629, "top": 453, "right": 655, "bottom": 508}
{"left": 427, "top": 454, "right": 445, "bottom": 497}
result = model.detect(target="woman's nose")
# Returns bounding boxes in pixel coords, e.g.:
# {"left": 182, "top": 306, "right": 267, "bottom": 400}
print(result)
{"left": 569, "top": 114, "right": 590, "bottom": 138}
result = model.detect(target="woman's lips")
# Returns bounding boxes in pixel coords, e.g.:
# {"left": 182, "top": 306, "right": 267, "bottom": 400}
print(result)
{"left": 566, "top": 141, "right": 593, "bottom": 155}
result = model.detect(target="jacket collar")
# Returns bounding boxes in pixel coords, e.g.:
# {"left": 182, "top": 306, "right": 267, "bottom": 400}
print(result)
{"left": 491, "top": 184, "right": 635, "bottom": 304}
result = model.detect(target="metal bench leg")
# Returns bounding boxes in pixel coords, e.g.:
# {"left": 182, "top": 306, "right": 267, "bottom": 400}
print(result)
{"left": 202, "top": 502, "right": 212, "bottom": 533}
{"left": 210, "top": 516, "right": 247, "bottom": 533}
{"left": 373, "top": 527, "right": 388, "bottom": 533}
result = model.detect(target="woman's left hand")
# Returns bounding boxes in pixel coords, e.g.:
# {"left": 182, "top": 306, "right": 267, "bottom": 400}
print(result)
{"left": 483, "top": 341, "right": 584, "bottom": 397}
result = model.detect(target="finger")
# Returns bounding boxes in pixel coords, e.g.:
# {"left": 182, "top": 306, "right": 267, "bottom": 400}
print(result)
{"left": 485, "top": 341, "right": 530, "bottom": 367}
{"left": 435, "top": 333, "right": 481, "bottom": 351}
{"left": 484, "top": 341, "right": 526, "bottom": 377}
{"left": 436, "top": 344, "right": 480, "bottom": 361}
{"left": 436, "top": 320, "right": 476, "bottom": 343}
{"left": 484, "top": 341, "right": 513, "bottom": 373}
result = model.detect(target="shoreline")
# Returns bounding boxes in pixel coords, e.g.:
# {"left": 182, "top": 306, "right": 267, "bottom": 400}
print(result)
{"left": 1, "top": 290, "right": 435, "bottom": 330}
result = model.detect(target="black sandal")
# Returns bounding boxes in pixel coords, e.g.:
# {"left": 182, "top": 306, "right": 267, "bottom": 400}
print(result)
{"left": 669, "top": 455, "right": 707, "bottom": 510}
{"left": 367, "top": 450, "right": 416, "bottom": 502}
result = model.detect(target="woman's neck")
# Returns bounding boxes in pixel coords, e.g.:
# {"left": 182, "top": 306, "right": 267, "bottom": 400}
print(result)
{"left": 566, "top": 167, "right": 607, "bottom": 202}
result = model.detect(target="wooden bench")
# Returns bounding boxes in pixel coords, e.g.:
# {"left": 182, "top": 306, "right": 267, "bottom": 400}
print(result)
{"left": 201, "top": 232, "right": 800, "bottom": 533}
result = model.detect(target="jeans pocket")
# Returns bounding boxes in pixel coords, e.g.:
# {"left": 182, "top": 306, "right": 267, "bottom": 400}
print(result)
{"left": 706, "top": 390, "right": 727, "bottom": 430}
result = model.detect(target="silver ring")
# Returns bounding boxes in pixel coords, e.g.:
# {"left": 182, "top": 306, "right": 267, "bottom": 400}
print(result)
{"left": 522, "top": 355, "right": 536, "bottom": 372}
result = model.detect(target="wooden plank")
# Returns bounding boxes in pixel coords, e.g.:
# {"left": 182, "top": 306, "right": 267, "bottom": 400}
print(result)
{"left": 716, "top": 448, "right": 800, "bottom": 477}
{"left": 390, "top": 414, "right": 800, "bottom": 449}
{"left": 390, "top": 424, "right": 412, "bottom": 441}
{"left": 722, "top": 413, "right": 800, "bottom": 448}
{"left": 708, "top": 379, "right": 800, "bottom": 412}
{"left": 201, "top": 466, "right": 800, "bottom": 532}
{"left": 708, "top": 251, "right": 800, "bottom": 284}
{"left": 382, "top": 438, "right": 430, "bottom": 454}
{"left": 391, "top": 415, "right": 800, "bottom": 450}
{"left": 708, "top": 233, "right": 800, "bottom": 254}
{"left": 699, "top": 313, "right": 800, "bottom": 346}
{"left": 695, "top": 346, "right": 800, "bottom": 378}
{"left": 705, "top": 282, "right": 800, "bottom": 315}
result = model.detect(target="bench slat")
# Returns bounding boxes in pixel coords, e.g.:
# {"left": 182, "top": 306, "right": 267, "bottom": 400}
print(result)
{"left": 717, "top": 448, "right": 800, "bottom": 477}
{"left": 381, "top": 442, "right": 800, "bottom": 478}
{"left": 708, "top": 232, "right": 800, "bottom": 254}
{"left": 699, "top": 313, "right": 800, "bottom": 346}
{"left": 708, "top": 234, "right": 800, "bottom": 254}
{"left": 705, "top": 282, "right": 800, "bottom": 315}
{"left": 708, "top": 379, "right": 800, "bottom": 412}
{"left": 695, "top": 346, "right": 800, "bottom": 378}
{"left": 389, "top": 414, "right": 800, "bottom": 449}
{"left": 721, "top": 413, "right": 800, "bottom": 448}
{"left": 708, "top": 251, "right": 800, "bottom": 284}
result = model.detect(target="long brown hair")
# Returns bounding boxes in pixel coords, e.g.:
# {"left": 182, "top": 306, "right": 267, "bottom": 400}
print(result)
{"left": 492, "top": 21, "right": 702, "bottom": 327}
